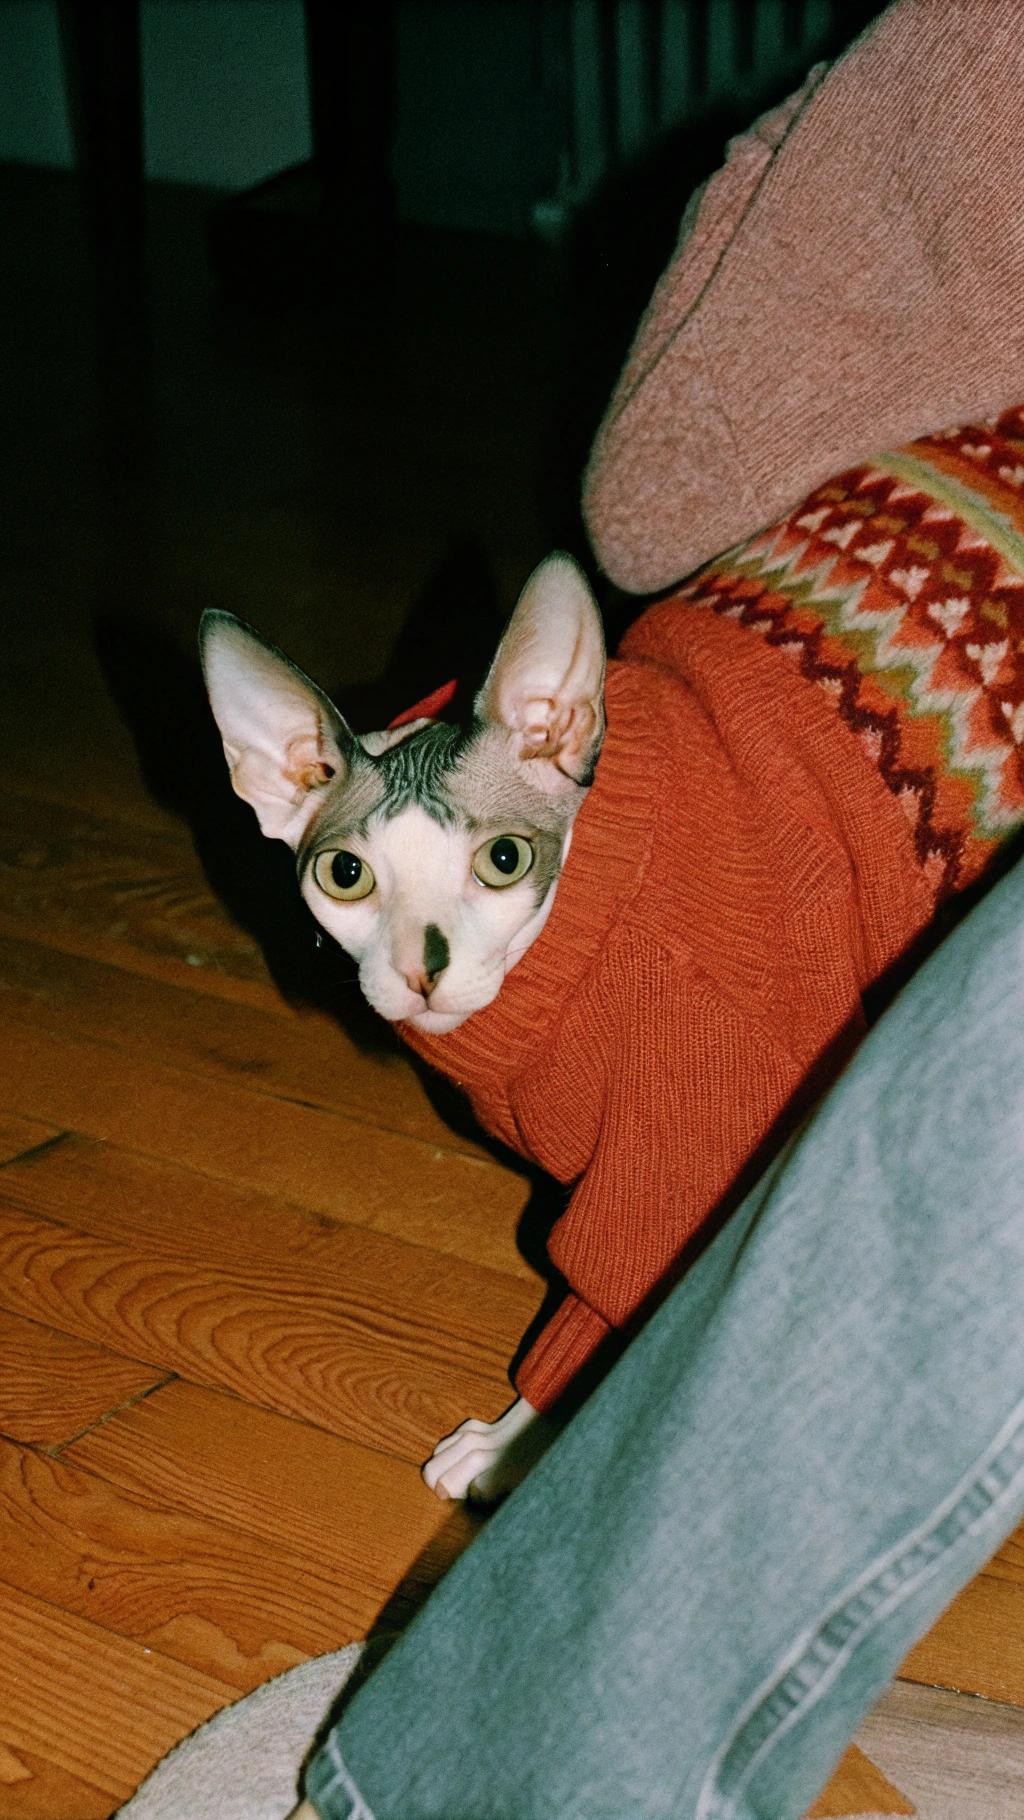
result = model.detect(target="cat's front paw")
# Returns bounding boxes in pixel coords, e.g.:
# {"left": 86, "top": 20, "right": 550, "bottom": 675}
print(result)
{"left": 422, "top": 1396, "right": 551, "bottom": 1503}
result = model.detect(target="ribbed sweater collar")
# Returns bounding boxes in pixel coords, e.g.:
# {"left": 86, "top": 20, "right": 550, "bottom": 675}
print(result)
{"left": 400, "top": 660, "right": 662, "bottom": 1091}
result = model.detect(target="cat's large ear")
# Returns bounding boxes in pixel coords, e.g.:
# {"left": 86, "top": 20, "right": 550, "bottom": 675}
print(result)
{"left": 476, "top": 553, "right": 606, "bottom": 793}
{"left": 200, "top": 611, "right": 351, "bottom": 845}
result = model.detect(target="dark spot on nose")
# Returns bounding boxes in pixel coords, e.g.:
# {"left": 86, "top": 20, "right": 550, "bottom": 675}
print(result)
{"left": 423, "top": 923, "right": 450, "bottom": 984}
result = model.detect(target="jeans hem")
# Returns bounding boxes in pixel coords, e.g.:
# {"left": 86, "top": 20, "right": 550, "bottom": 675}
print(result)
{"left": 307, "top": 1733, "right": 378, "bottom": 1820}
{"left": 696, "top": 1392, "right": 1024, "bottom": 1820}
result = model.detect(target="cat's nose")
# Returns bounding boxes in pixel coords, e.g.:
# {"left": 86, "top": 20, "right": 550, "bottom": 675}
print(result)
{"left": 402, "top": 924, "right": 450, "bottom": 1000}
{"left": 403, "top": 962, "right": 446, "bottom": 1000}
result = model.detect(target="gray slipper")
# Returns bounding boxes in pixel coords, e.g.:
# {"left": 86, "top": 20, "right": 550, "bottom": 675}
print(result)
{"left": 113, "top": 1642, "right": 364, "bottom": 1820}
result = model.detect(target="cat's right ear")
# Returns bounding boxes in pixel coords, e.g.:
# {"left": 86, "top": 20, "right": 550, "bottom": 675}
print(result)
{"left": 476, "top": 553, "right": 606, "bottom": 794}
{"left": 199, "top": 612, "right": 351, "bottom": 846}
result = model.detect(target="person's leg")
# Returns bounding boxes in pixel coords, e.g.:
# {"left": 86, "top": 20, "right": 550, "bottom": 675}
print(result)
{"left": 584, "top": 0, "right": 1024, "bottom": 593}
{"left": 301, "top": 854, "right": 1024, "bottom": 1820}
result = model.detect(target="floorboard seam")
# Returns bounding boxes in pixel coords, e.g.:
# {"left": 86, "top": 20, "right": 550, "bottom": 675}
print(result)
{"left": 0, "top": 1129, "right": 74, "bottom": 1172}
{"left": 47, "top": 1373, "right": 181, "bottom": 1458}
{"left": 0, "top": 1131, "right": 535, "bottom": 1289}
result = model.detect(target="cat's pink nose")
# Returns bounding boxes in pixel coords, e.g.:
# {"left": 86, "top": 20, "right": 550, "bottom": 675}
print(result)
{"left": 403, "top": 969, "right": 434, "bottom": 1000}
{"left": 401, "top": 925, "right": 449, "bottom": 1001}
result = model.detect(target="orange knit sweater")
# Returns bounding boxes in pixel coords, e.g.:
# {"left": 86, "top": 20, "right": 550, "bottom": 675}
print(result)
{"left": 400, "top": 598, "right": 938, "bottom": 1410}
{"left": 402, "top": 417, "right": 1024, "bottom": 1410}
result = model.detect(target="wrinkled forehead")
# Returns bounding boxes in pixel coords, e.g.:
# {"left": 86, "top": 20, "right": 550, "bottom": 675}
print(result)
{"left": 297, "top": 718, "right": 572, "bottom": 868}
{"left": 443, "top": 725, "right": 572, "bottom": 836}
{"left": 297, "top": 751, "right": 386, "bottom": 866}
{"left": 297, "top": 722, "right": 468, "bottom": 865}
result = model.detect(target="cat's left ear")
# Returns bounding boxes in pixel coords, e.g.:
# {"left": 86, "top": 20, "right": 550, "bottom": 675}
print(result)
{"left": 200, "top": 611, "right": 352, "bottom": 846}
{"left": 476, "top": 553, "right": 606, "bottom": 793}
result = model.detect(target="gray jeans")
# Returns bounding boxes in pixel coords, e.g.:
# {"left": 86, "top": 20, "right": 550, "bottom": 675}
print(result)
{"left": 306, "top": 856, "right": 1024, "bottom": 1819}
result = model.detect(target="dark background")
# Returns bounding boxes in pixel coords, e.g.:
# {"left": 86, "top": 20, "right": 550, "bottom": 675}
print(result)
{"left": 0, "top": 0, "right": 883, "bottom": 1014}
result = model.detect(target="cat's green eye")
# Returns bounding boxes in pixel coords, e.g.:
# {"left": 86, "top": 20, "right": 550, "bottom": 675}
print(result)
{"left": 313, "top": 849, "right": 376, "bottom": 902}
{"left": 472, "top": 835, "right": 534, "bottom": 889}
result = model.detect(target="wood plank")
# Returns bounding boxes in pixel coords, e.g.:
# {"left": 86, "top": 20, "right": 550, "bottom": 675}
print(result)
{"left": 805, "top": 1741, "right": 915, "bottom": 1817}
{"left": 16, "top": 1138, "right": 1018, "bottom": 1701}
{"left": 0, "top": 1740, "right": 116, "bottom": 1820}
{"left": 0, "top": 784, "right": 268, "bottom": 1001}
{"left": 0, "top": 1201, "right": 525, "bottom": 1462}
{"left": 0, "top": 1581, "right": 232, "bottom": 1811}
{"left": 65, "top": 1378, "right": 478, "bottom": 1601}
{"left": 0, "top": 173, "right": 565, "bottom": 1820}
{"left": 0, "top": 1309, "right": 168, "bottom": 1449}
{"left": 0, "top": 929, "right": 492, "bottom": 1161}
{"left": 0, "top": 1116, "right": 61, "bottom": 1168}
{"left": 899, "top": 1523, "right": 1024, "bottom": 1706}
{"left": 857, "top": 1679, "right": 1024, "bottom": 1819}
{"left": 0, "top": 1135, "right": 538, "bottom": 1372}
{"left": 55, "top": 1403, "right": 934, "bottom": 1817}
{"left": 0, "top": 1013, "right": 535, "bottom": 1279}
{"left": 0, "top": 1434, "right": 395, "bottom": 1690}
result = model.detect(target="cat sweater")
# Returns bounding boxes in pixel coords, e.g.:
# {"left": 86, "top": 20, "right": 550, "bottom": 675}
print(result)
{"left": 401, "top": 417, "right": 1024, "bottom": 1412}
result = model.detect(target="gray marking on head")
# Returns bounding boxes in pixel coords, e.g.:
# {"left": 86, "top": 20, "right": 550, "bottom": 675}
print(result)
{"left": 444, "top": 724, "right": 579, "bottom": 906}
{"left": 446, "top": 726, "right": 579, "bottom": 834}
{"left": 523, "top": 829, "right": 566, "bottom": 907}
{"left": 297, "top": 715, "right": 586, "bottom": 911}
{"left": 296, "top": 745, "right": 386, "bottom": 869}
{"left": 374, "top": 722, "right": 469, "bottom": 825}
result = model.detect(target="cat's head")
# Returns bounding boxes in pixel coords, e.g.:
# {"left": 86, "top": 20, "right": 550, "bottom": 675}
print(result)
{"left": 200, "top": 553, "right": 606, "bottom": 1033}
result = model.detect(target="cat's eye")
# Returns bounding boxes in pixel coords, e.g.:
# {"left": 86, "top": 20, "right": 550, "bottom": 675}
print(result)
{"left": 313, "top": 849, "right": 376, "bottom": 901}
{"left": 472, "top": 835, "right": 534, "bottom": 889}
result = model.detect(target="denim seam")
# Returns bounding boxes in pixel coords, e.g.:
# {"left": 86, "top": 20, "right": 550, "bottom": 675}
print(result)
{"left": 310, "top": 1734, "right": 378, "bottom": 1820}
{"left": 696, "top": 1394, "right": 1024, "bottom": 1820}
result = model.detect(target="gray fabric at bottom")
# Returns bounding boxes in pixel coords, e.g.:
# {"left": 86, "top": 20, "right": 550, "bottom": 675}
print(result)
{"left": 113, "top": 1642, "right": 363, "bottom": 1820}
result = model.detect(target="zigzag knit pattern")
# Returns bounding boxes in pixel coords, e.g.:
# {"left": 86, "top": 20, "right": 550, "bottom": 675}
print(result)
{"left": 681, "top": 407, "right": 1024, "bottom": 898}
{"left": 402, "top": 412, "right": 1024, "bottom": 1412}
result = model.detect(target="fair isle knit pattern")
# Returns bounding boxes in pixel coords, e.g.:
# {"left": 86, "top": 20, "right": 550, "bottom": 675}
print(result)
{"left": 401, "top": 415, "right": 1024, "bottom": 1413}
{"left": 680, "top": 408, "right": 1024, "bottom": 899}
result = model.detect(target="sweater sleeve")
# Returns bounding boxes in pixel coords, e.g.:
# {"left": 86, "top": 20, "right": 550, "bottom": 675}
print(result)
{"left": 514, "top": 1294, "right": 613, "bottom": 1410}
{"left": 516, "top": 938, "right": 800, "bottom": 1411}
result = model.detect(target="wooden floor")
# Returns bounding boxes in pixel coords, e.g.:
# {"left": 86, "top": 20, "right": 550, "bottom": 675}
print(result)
{"left": 1, "top": 165, "right": 1022, "bottom": 1819}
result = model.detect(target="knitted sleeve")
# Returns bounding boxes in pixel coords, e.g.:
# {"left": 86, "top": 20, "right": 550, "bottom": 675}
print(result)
{"left": 513, "top": 1293, "right": 614, "bottom": 1410}
{"left": 515, "top": 938, "right": 798, "bottom": 1411}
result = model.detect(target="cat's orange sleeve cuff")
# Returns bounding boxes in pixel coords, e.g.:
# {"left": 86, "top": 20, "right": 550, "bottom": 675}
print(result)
{"left": 514, "top": 1293, "right": 612, "bottom": 1412}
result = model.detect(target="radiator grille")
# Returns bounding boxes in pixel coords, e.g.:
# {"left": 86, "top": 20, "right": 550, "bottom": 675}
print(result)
{"left": 533, "top": 0, "right": 881, "bottom": 230}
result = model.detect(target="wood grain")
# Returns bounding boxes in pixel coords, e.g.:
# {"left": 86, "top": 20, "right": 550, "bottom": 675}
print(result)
{"left": 0, "top": 1580, "right": 232, "bottom": 1813}
{"left": 0, "top": 1135, "right": 539, "bottom": 1373}
{"left": 856, "top": 1678, "right": 1024, "bottom": 1819}
{"left": 804, "top": 1741, "right": 915, "bottom": 1817}
{"left": 0, "top": 1308, "right": 168, "bottom": 1449}
{"left": 0, "top": 785, "right": 268, "bottom": 999}
{"left": 0, "top": 1435, "right": 390, "bottom": 1688}
{"left": 0, "top": 1010, "right": 535, "bottom": 1278}
{"left": 0, "top": 1116, "right": 61, "bottom": 1168}
{"left": 899, "top": 1523, "right": 1024, "bottom": 1706}
{"left": 0, "top": 928, "right": 491, "bottom": 1160}
{"left": 0, "top": 1201, "right": 524, "bottom": 1462}
{"left": 1, "top": 165, "right": 1020, "bottom": 1819}
{"left": 1, "top": 1412, "right": 920, "bottom": 1820}
{"left": 0, "top": 1740, "right": 117, "bottom": 1820}
{"left": 65, "top": 1378, "right": 479, "bottom": 1604}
